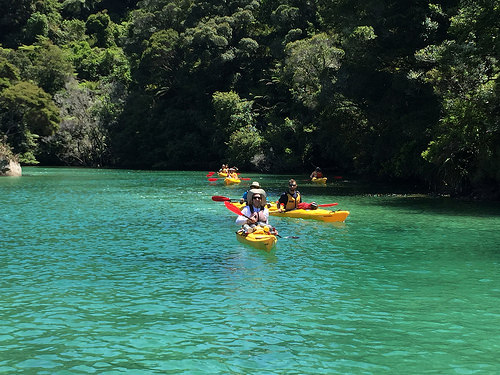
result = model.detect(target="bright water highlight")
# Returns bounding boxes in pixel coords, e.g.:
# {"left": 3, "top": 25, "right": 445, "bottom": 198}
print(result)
{"left": 1, "top": 168, "right": 500, "bottom": 374}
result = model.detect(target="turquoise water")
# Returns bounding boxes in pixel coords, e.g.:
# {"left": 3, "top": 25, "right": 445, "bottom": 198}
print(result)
{"left": 1, "top": 168, "right": 500, "bottom": 374}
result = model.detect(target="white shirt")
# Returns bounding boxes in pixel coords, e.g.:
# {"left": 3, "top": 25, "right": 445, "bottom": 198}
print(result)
{"left": 235, "top": 205, "right": 269, "bottom": 225}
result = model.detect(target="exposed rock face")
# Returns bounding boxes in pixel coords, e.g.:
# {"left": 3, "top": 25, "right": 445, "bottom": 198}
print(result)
{"left": 0, "top": 158, "right": 22, "bottom": 176}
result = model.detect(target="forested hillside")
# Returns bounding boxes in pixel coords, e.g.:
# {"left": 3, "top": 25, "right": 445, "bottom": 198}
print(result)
{"left": 0, "top": 0, "right": 498, "bottom": 197}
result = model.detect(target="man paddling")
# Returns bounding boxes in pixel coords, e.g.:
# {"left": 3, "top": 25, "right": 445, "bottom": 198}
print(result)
{"left": 278, "top": 179, "right": 302, "bottom": 211}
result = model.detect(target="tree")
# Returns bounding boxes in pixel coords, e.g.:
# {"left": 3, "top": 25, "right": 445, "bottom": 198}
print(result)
{"left": 282, "top": 33, "right": 344, "bottom": 109}
{"left": 418, "top": 0, "right": 500, "bottom": 195}
{"left": 0, "top": 0, "right": 34, "bottom": 46}
{"left": 17, "top": 40, "right": 74, "bottom": 95}
{"left": 0, "top": 81, "right": 59, "bottom": 163}
{"left": 86, "top": 11, "right": 115, "bottom": 48}
{"left": 0, "top": 55, "right": 21, "bottom": 90}
{"left": 43, "top": 78, "right": 113, "bottom": 166}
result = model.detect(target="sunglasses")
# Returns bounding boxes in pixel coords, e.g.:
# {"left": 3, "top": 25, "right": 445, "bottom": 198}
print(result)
{"left": 252, "top": 196, "right": 262, "bottom": 200}
{"left": 289, "top": 184, "right": 297, "bottom": 187}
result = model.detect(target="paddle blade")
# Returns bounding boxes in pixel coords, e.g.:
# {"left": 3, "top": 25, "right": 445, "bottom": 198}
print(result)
{"left": 208, "top": 178, "right": 219, "bottom": 181}
{"left": 224, "top": 201, "right": 246, "bottom": 217}
{"left": 212, "top": 196, "right": 230, "bottom": 202}
{"left": 240, "top": 178, "right": 250, "bottom": 180}
{"left": 206, "top": 171, "right": 215, "bottom": 177}
{"left": 318, "top": 203, "right": 338, "bottom": 207}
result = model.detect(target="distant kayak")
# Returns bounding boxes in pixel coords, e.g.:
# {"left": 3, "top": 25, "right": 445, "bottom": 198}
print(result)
{"left": 218, "top": 172, "right": 228, "bottom": 177}
{"left": 311, "top": 177, "right": 327, "bottom": 184}
{"left": 236, "top": 228, "right": 277, "bottom": 251}
{"left": 224, "top": 177, "right": 241, "bottom": 185}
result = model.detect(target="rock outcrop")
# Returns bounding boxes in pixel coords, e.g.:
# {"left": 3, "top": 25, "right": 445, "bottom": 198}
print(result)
{"left": 0, "top": 140, "right": 22, "bottom": 176}
{"left": 0, "top": 157, "right": 22, "bottom": 177}
{"left": 1, "top": 159, "right": 22, "bottom": 176}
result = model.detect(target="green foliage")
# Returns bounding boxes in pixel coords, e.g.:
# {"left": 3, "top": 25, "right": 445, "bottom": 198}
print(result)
{"left": 54, "top": 19, "right": 87, "bottom": 45}
{"left": 86, "top": 11, "right": 115, "bottom": 48}
{"left": 24, "top": 12, "right": 50, "bottom": 43}
{"left": 0, "top": 0, "right": 498, "bottom": 196}
{"left": 138, "top": 29, "right": 180, "bottom": 92}
{"left": 213, "top": 91, "right": 255, "bottom": 135}
{"left": 0, "top": 56, "right": 21, "bottom": 90}
{"left": 0, "top": 136, "right": 17, "bottom": 162}
{"left": 0, "top": 81, "right": 59, "bottom": 164}
{"left": 0, "top": 0, "right": 34, "bottom": 46}
{"left": 14, "top": 39, "right": 74, "bottom": 95}
{"left": 419, "top": 0, "right": 500, "bottom": 194}
{"left": 226, "top": 125, "right": 265, "bottom": 170}
{"left": 69, "top": 41, "right": 130, "bottom": 83}
{"left": 44, "top": 78, "right": 114, "bottom": 166}
{"left": 282, "top": 33, "right": 344, "bottom": 109}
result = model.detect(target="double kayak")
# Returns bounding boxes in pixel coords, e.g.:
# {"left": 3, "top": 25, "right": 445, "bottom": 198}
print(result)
{"left": 236, "top": 228, "right": 277, "bottom": 251}
{"left": 311, "top": 177, "right": 328, "bottom": 184}
{"left": 224, "top": 177, "right": 241, "bottom": 185}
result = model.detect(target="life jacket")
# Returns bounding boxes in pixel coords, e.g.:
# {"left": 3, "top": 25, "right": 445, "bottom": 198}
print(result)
{"left": 249, "top": 205, "right": 267, "bottom": 223}
{"left": 283, "top": 191, "right": 301, "bottom": 210}
{"left": 315, "top": 171, "right": 323, "bottom": 178}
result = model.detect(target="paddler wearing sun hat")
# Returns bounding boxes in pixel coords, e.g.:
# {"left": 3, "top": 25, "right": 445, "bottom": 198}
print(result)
{"left": 241, "top": 181, "right": 261, "bottom": 202}
{"left": 235, "top": 188, "right": 275, "bottom": 234}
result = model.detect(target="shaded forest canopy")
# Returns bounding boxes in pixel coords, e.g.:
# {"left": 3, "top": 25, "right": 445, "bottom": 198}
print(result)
{"left": 0, "top": 0, "right": 498, "bottom": 198}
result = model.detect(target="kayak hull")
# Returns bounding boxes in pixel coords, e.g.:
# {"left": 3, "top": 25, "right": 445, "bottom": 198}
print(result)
{"left": 268, "top": 204, "right": 349, "bottom": 222}
{"left": 224, "top": 177, "right": 241, "bottom": 185}
{"left": 231, "top": 202, "right": 349, "bottom": 222}
{"left": 311, "top": 177, "right": 327, "bottom": 184}
{"left": 270, "top": 208, "right": 349, "bottom": 222}
{"left": 218, "top": 172, "right": 228, "bottom": 177}
{"left": 236, "top": 230, "right": 277, "bottom": 251}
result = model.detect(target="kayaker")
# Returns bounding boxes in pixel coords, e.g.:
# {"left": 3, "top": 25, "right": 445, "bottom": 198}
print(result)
{"left": 310, "top": 167, "right": 323, "bottom": 179}
{"left": 241, "top": 181, "right": 261, "bottom": 202}
{"left": 219, "top": 164, "right": 228, "bottom": 174}
{"left": 278, "top": 179, "right": 302, "bottom": 211}
{"left": 236, "top": 189, "right": 274, "bottom": 234}
{"left": 228, "top": 168, "right": 238, "bottom": 179}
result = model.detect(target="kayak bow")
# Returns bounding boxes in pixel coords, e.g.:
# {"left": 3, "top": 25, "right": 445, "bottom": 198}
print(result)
{"left": 236, "top": 228, "right": 277, "bottom": 251}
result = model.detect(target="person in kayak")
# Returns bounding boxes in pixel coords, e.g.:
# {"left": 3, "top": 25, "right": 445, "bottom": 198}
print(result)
{"left": 241, "top": 181, "right": 261, "bottom": 202}
{"left": 228, "top": 168, "right": 238, "bottom": 179}
{"left": 310, "top": 167, "right": 324, "bottom": 179}
{"left": 278, "top": 179, "right": 302, "bottom": 211}
{"left": 236, "top": 189, "right": 275, "bottom": 234}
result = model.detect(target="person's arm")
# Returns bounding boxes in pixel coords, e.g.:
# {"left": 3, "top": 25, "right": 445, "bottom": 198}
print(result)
{"left": 262, "top": 207, "right": 269, "bottom": 224}
{"left": 278, "top": 193, "right": 287, "bottom": 207}
{"left": 235, "top": 207, "right": 249, "bottom": 225}
{"left": 236, "top": 207, "right": 257, "bottom": 225}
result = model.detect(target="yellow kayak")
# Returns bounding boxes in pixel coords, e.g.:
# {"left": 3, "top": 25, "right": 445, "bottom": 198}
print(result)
{"left": 268, "top": 203, "right": 349, "bottom": 222}
{"left": 231, "top": 202, "right": 349, "bottom": 222}
{"left": 218, "top": 172, "right": 228, "bottom": 177}
{"left": 236, "top": 228, "right": 277, "bottom": 251}
{"left": 311, "top": 177, "right": 328, "bottom": 184}
{"left": 224, "top": 177, "right": 241, "bottom": 185}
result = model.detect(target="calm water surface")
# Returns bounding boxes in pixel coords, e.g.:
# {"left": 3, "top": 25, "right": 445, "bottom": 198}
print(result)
{"left": 1, "top": 168, "right": 500, "bottom": 374}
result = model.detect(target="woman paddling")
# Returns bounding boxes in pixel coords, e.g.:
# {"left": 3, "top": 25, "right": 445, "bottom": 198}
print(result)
{"left": 236, "top": 189, "right": 276, "bottom": 234}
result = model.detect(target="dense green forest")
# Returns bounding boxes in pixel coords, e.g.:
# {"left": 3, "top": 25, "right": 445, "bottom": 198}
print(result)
{"left": 0, "top": 0, "right": 498, "bottom": 197}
